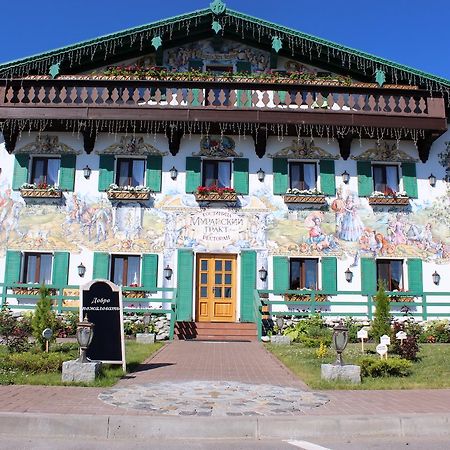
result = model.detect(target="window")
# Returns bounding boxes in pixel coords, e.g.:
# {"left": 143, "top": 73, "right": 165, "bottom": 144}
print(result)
{"left": 290, "top": 258, "right": 318, "bottom": 290}
{"left": 116, "top": 159, "right": 145, "bottom": 187}
{"left": 373, "top": 164, "right": 399, "bottom": 194}
{"left": 202, "top": 160, "right": 231, "bottom": 188}
{"left": 289, "top": 162, "right": 317, "bottom": 190}
{"left": 23, "top": 253, "right": 52, "bottom": 284}
{"left": 111, "top": 255, "right": 141, "bottom": 286}
{"left": 31, "top": 157, "right": 60, "bottom": 186}
{"left": 377, "top": 259, "right": 403, "bottom": 291}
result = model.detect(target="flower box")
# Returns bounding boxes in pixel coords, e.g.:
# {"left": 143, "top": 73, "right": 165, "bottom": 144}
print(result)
{"left": 12, "top": 286, "right": 57, "bottom": 296}
{"left": 389, "top": 296, "right": 415, "bottom": 303}
{"left": 123, "top": 290, "right": 146, "bottom": 299}
{"left": 20, "top": 188, "right": 62, "bottom": 199}
{"left": 283, "top": 293, "right": 328, "bottom": 302}
{"left": 107, "top": 190, "right": 151, "bottom": 201}
{"left": 368, "top": 196, "right": 409, "bottom": 206}
{"left": 283, "top": 194, "right": 326, "bottom": 205}
{"left": 194, "top": 192, "right": 238, "bottom": 202}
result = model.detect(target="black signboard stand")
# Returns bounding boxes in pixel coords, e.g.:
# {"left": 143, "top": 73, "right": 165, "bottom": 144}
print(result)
{"left": 80, "top": 280, "right": 125, "bottom": 371}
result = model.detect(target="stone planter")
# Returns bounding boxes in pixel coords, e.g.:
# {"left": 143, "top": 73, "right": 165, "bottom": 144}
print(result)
{"left": 368, "top": 196, "right": 409, "bottom": 206}
{"left": 107, "top": 190, "right": 151, "bottom": 201}
{"left": 283, "top": 194, "right": 326, "bottom": 205}
{"left": 195, "top": 192, "right": 238, "bottom": 202}
{"left": 20, "top": 188, "right": 62, "bottom": 199}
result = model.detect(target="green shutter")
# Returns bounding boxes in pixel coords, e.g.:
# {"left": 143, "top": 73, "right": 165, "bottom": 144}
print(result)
{"left": 12, "top": 154, "right": 30, "bottom": 190}
{"left": 361, "top": 257, "right": 376, "bottom": 295}
{"left": 407, "top": 258, "right": 423, "bottom": 294}
{"left": 52, "top": 252, "right": 69, "bottom": 288}
{"left": 177, "top": 249, "right": 194, "bottom": 321}
{"left": 146, "top": 155, "right": 162, "bottom": 192}
{"left": 98, "top": 155, "right": 115, "bottom": 191}
{"left": 319, "top": 160, "right": 336, "bottom": 196}
{"left": 4, "top": 250, "right": 21, "bottom": 286}
{"left": 273, "top": 158, "right": 288, "bottom": 195}
{"left": 185, "top": 157, "right": 202, "bottom": 193}
{"left": 142, "top": 254, "right": 158, "bottom": 289}
{"left": 59, "top": 155, "right": 76, "bottom": 191}
{"left": 273, "top": 256, "right": 289, "bottom": 293}
{"left": 233, "top": 158, "right": 249, "bottom": 194}
{"left": 188, "top": 60, "right": 203, "bottom": 106}
{"left": 402, "top": 163, "right": 418, "bottom": 198}
{"left": 321, "top": 257, "right": 337, "bottom": 294}
{"left": 240, "top": 250, "right": 256, "bottom": 322}
{"left": 357, "top": 161, "right": 373, "bottom": 197}
{"left": 236, "top": 61, "right": 252, "bottom": 107}
{"left": 93, "top": 252, "right": 110, "bottom": 280}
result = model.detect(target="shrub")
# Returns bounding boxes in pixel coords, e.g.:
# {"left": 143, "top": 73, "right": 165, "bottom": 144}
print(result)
{"left": 344, "top": 317, "right": 362, "bottom": 343}
{"left": 422, "top": 320, "right": 450, "bottom": 344}
{"left": 31, "top": 285, "right": 57, "bottom": 351}
{"left": 371, "top": 284, "right": 391, "bottom": 342}
{"left": 359, "top": 357, "right": 412, "bottom": 378}
{"left": 390, "top": 321, "right": 420, "bottom": 361}
{"left": 0, "top": 352, "right": 67, "bottom": 374}
{"left": 283, "top": 315, "right": 332, "bottom": 346}
{"left": 0, "top": 306, "right": 30, "bottom": 353}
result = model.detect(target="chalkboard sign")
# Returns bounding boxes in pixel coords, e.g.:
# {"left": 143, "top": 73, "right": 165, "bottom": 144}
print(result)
{"left": 80, "top": 280, "right": 125, "bottom": 370}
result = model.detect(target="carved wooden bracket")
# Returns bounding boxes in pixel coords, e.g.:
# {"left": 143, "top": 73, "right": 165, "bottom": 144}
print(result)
{"left": 417, "top": 133, "right": 434, "bottom": 163}
{"left": 2, "top": 126, "right": 19, "bottom": 153}
{"left": 338, "top": 133, "right": 353, "bottom": 160}
{"left": 82, "top": 128, "right": 97, "bottom": 154}
{"left": 166, "top": 127, "right": 184, "bottom": 156}
{"left": 252, "top": 129, "right": 268, "bottom": 159}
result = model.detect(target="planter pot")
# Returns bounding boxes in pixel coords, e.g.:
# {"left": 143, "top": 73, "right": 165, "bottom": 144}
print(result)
{"left": 283, "top": 194, "right": 326, "bottom": 205}
{"left": 195, "top": 192, "right": 238, "bottom": 202}
{"left": 20, "top": 189, "right": 62, "bottom": 199}
{"left": 107, "top": 190, "right": 151, "bottom": 201}
{"left": 368, "top": 196, "right": 409, "bottom": 206}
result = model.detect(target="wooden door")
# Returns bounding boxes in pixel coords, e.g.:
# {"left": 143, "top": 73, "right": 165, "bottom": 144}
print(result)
{"left": 196, "top": 254, "right": 236, "bottom": 322}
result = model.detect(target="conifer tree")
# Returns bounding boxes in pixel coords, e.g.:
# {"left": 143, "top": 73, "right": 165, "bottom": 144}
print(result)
{"left": 31, "top": 285, "right": 56, "bottom": 350}
{"left": 371, "top": 282, "right": 391, "bottom": 342}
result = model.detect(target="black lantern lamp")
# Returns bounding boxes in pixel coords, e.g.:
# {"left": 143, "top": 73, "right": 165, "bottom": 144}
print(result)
{"left": 76, "top": 317, "right": 95, "bottom": 363}
{"left": 143, "top": 313, "right": 151, "bottom": 333}
{"left": 164, "top": 265, "right": 173, "bottom": 280}
{"left": 341, "top": 171, "right": 350, "bottom": 184}
{"left": 428, "top": 174, "right": 437, "bottom": 187}
{"left": 77, "top": 262, "right": 86, "bottom": 278}
{"left": 258, "top": 266, "right": 268, "bottom": 282}
{"left": 344, "top": 267, "right": 353, "bottom": 283}
{"left": 257, "top": 168, "right": 265, "bottom": 182}
{"left": 169, "top": 166, "right": 178, "bottom": 180}
{"left": 432, "top": 271, "right": 440, "bottom": 285}
{"left": 332, "top": 321, "right": 349, "bottom": 366}
{"left": 83, "top": 165, "right": 92, "bottom": 179}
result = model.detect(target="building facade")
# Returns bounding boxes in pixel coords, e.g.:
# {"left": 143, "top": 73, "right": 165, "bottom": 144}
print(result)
{"left": 0, "top": 2, "right": 449, "bottom": 335}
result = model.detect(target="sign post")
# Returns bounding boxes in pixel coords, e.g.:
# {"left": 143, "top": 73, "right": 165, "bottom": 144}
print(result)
{"left": 80, "top": 280, "right": 125, "bottom": 371}
{"left": 357, "top": 328, "right": 368, "bottom": 353}
{"left": 396, "top": 330, "right": 407, "bottom": 345}
{"left": 379, "top": 335, "right": 391, "bottom": 359}
{"left": 42, "top": 328, "right": 53, "bottom": 353}
{"left": 376, "top": 343, "right": 388, "bottom": 359}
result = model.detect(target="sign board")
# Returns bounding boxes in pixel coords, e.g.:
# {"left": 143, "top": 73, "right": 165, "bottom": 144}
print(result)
{"left": 357, "top": 329, "right": 368, "bottom": 340}
{"left": 376, "top": 343, "right": 388, "bottom": 356}
{"left": 80, "top": 280, "right": 125, "bottom": 370}
{"left": 396, "top": 331, "right": 407, "bottom": 340}
{"left": 380, "top": 335, "right": 391, "bottom": 346}
{"left": 42, "top": 328, "right": 53, "bottom": 340}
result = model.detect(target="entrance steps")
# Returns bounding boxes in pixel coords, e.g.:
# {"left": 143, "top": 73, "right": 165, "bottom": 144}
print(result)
{"left": 175, "top": 322, "right": 258, "bottom": 342}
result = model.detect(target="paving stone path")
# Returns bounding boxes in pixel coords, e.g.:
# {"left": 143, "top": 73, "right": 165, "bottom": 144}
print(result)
{"left": 98, "top": 381, "right": 329, "bottom": 416}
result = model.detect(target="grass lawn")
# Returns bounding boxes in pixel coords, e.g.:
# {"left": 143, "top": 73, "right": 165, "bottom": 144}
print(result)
{"left": 267, "top": 342, "right": 450, "bottom": 390}
{"left": 0, "top": 340, "right": 164, "bottom": 387}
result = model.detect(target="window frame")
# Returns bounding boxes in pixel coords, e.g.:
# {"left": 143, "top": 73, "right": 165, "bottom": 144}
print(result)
{"left": 376, "top": 259, "right": 404, "bottom": 291}
{"left": 115, "top": 157, "right": 146, "bottom": 187}
{"left": 22, "top": 252, "right": 53, "bottom": 284}
{"left": 288, "top": 160, "right": 318, "bottom": 191}
{"left": 30, "top": 156, "right": 60, "bottom": 186}
{"left": 372, "top": 163, "right": 400, "bottom": 194}
{"left": 289, "top": 258, "right": 319, "bottom": 290}
{"left": 201, "top": 159, "right": 232, "bottom": 188}
{"left": 110, "top": 254, "right": 141, "bottom": 287}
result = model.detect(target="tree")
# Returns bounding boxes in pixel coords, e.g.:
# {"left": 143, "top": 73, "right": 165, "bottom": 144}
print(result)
{"left": 371, "top": 282, "right": 391, "bottom": 342}
{"left": 31, "top": 285, "right": 56, "bottom": 350}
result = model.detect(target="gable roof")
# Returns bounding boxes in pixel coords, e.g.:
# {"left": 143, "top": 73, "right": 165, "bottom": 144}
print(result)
{"left": 1, "top": 5, "right": 449, "bottom": 95}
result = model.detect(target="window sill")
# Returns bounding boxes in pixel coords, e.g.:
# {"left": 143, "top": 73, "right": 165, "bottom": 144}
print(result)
{"left": 20, "top": 188, "right": 62, "bottom": 199}
{"left": 194, "top": 192, "right": 238, "bottom": 203}
{"left": 107, "top": 190, "right": 151, "bottom": 201}
{"left": 368, "top": 196, "right": 409, "bottom": 206}
{"left": 283, "top": 194, "right": 326, "bottom": 205}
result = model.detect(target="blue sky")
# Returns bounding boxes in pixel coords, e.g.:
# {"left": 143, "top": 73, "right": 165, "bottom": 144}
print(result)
{"left": 1, "top": 0, "right": 449, "bottom": 79}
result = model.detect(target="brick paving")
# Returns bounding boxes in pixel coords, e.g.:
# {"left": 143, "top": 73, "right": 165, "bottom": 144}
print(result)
{"left": 0, "top": 341, "right": 449, "bottom": 416}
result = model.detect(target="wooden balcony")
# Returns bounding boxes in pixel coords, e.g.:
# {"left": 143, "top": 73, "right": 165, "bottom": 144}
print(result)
{"left": 0, "top": 77, "right": 446, "bottom": 133}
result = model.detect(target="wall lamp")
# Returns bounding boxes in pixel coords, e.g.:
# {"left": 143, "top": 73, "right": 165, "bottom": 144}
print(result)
{"left": 428, "top": 174, "right": 436, "bottom": 187}
{"left": 258, "top": 266, "right": 268, "bottom": 282}
{"left": 432, "top": 271, "right": 440, "bottom": 285}
{"left": 169, "top": 166, "right": 178, "bottom": 180}
{"left": 341, "top": 171, "right": 350, "bottom": 184}
{"left": 257, "top": 168, "right": 265, "bottom": 182}
{"left": 164, "top": 265, "right": 173, "bottom": 280}
{"left": 77, "top": 262, "right": 86, "bottom": 278}
{"left": 83, "top": 165, "right": 92, "bottom": 179}
{"left": 344, "top": 267, "right": 353, "bottom": 283}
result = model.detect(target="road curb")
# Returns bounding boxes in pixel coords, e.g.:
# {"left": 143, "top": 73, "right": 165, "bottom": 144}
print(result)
{"left": 0, "top": 412, "right": 449, "bottom": 440}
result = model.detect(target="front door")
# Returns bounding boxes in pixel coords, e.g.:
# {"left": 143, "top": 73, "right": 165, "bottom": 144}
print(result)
{"left": 196, "top": 254, "right": 236, "bottom": 322}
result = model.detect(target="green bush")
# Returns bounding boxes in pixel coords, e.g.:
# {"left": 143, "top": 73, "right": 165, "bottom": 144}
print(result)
{"left": 371, "top": 284, "right": 392, "bottom": 341}
{"left": 344, "top": 317, "right": 362, "bottom": 343}
{"left": 390, "top": 321, "right": 420, "bottom": 361}
{"left": 421, "top": 320, "right": 450, "bottom": 343}
{"left": 0, "top": 352, "right": 67, "bottom": 374}
{"left": 31, "top": 286, "right": 57, "bottom": 351}
{"left": 359, "top": 357, "right": 412, "bottom": 378}
{"left": 283, "top": 315, "right": 332, "bottom": 346}
{"left": 0, "top": 306, "right": 30, "bottom": 353}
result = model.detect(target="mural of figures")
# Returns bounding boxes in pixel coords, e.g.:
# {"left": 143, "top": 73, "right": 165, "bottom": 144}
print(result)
{"left": 339, "top": 194, "right": 364, "bottom": 242}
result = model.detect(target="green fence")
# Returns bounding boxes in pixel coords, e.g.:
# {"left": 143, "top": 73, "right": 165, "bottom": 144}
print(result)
{"left": 0, "top": 282, "right": 178, "bottom": 340}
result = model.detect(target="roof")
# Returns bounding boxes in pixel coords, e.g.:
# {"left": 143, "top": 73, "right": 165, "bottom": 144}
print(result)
{"left": 0, "top": 4, "right": 449, "bottom": 94}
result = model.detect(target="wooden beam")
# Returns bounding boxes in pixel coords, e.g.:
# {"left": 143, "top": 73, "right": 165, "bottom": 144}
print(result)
{"left": 252, "top": 128, "right": 268, "bottom": 158}
{"left": 166, "top": 127, "right": 184, "bottom": 156}
{"left": 337, "top": 133, "right": 353, "bottom": 160}
{"left": 416, "top": 132, "right": 434, "bottom": 163}
{"left": 82, "top": 127, "right": 97, "bottom": 154}
{"left": 2, "top": 125, "right": 19, "bottom": 153}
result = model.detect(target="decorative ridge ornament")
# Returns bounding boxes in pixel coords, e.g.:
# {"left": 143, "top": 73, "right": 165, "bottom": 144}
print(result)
{"left": 272, "top": 36, "right": 283, "bottom": 53}
{"left": 212, "top": 20, "right": 222, "bottom": 34}
{"left": 16, "top": 135, "right": 78, "bottom": 154}
{"left": 151, "top": 36, "right": 162, "bottom": 51}
{"left": 99, "top": 136, "right": 167, "bottom": 156}
{"left": 48, "top": 62, "right": 61, "bottom": 79}
{"left": 268, "top": 139, "right": 339, "bottom": 160}
{"left": 375, "top": 69, "right": 386, "bottom": 87}
{"left": 210, "top": 0, "right": 226, "bottom": 15}
{"left": 195, "top": 135, "right": 241, "bottom": 157}
{"left": 352, "top": 141, "right": 418, "bottom": 162}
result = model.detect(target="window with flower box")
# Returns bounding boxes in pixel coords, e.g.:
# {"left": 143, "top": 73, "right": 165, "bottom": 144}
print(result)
{"left": 116, "top": 159, "right": 145, "bottom": 187}
{"left": 376, "top": 259, "right": 404, "bottom": 291}
{"left": 290, "top": 258, "right": 318, "bottom": 290}
{"left": 31, "top": 157, "right": 60, "bottom": 186}
{"left": 23, "top": 253, "right": 53, "bottom": 285}
{"left": 289, "top": 162, "right": 317, "bottom": 191}
{"left": 372, "top": 164, "right": 399, "bottom": 194}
